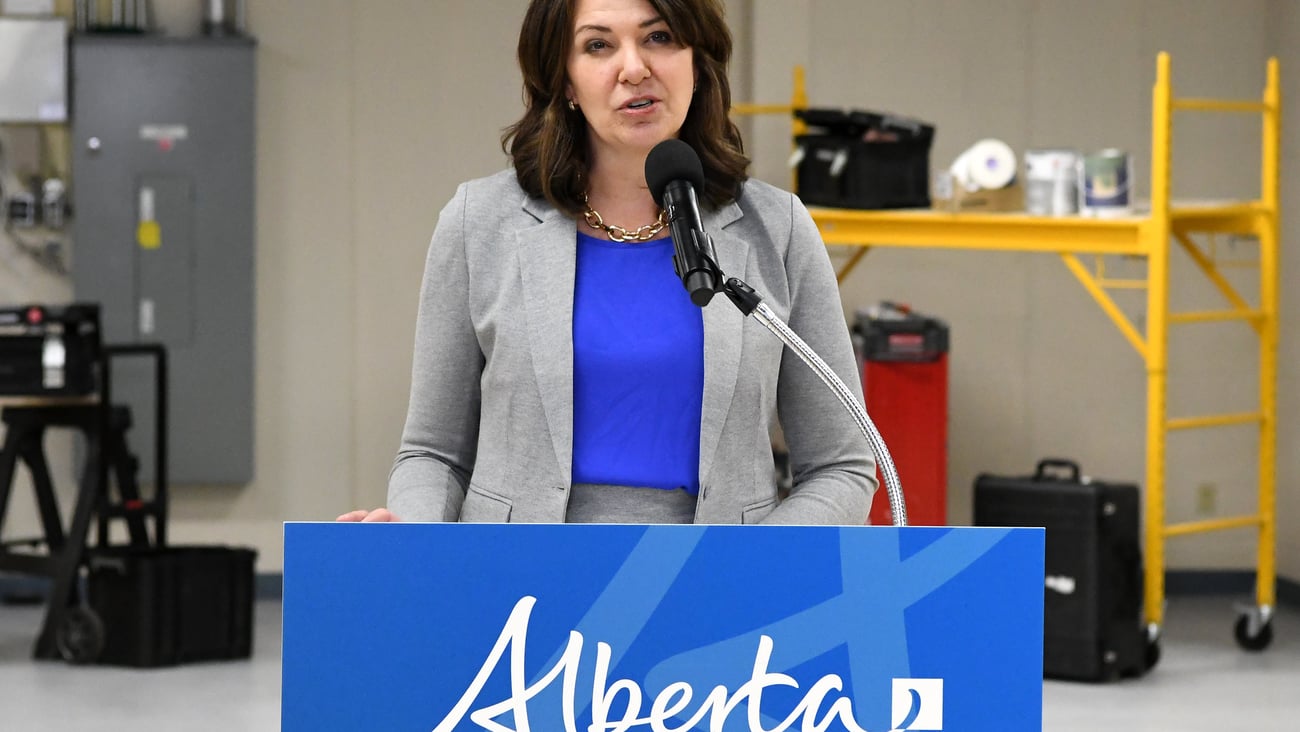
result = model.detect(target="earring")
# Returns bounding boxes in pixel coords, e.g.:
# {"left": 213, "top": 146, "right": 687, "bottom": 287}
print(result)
{"left": 567, "top": 99, "right": 577, "bottom": 111}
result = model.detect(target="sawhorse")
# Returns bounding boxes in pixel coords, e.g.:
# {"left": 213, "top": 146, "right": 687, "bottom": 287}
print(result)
{"left": 0, "top": 344, "right": 168, "bottom": 662}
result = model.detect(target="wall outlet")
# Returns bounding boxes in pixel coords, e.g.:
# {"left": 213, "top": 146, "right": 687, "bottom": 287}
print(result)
{"left": 1196, "top": 483, "right": 1217, "bottom": 516}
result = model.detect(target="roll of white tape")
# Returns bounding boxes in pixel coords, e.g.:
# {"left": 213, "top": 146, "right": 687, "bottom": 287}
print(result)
{"left": 950, "top": 138, "right": 1017, "bottom": 190}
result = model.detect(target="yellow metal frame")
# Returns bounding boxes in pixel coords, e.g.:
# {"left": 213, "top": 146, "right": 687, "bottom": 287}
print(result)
{"left": 738, "top": 54, "right": 1280, "bottom": 634}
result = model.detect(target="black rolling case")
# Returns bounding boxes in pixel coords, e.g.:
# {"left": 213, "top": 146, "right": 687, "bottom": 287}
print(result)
{"left": 974, "top": 459, "right": 1149, "bottom": 681}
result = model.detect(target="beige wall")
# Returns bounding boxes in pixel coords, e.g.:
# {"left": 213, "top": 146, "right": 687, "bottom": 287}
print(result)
{"left": 0, "top": 1, "right": 1292, "bottom": 580}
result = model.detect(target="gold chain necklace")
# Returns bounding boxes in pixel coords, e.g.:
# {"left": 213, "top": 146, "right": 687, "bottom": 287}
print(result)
{"left": 582, "top": 195, "right": 668, "bottom": 243}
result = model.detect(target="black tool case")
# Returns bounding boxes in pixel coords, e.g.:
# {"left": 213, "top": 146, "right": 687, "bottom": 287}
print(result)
{"left": 794, "top": 108, "right": 934, "bottom": 210}
{"left": 974, "top": 459, "right": 1150, "bottom": 681}
{"left": 0, "top": 304, "right": 100, "bottom": 397}
{"left": 87, "top": 545, "right": 257, "bottom": 667}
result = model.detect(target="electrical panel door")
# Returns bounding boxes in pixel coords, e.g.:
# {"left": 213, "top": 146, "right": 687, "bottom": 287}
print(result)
{"left": 71, "top": 36, "right": 255, "bottom": 485}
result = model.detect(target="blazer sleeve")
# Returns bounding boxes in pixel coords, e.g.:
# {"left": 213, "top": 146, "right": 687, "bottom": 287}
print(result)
{"left": 387, "top": 183, "right": 485, "bottom": 521}
{"left": 761, "top": 193, "right": 878, "bottom": 525}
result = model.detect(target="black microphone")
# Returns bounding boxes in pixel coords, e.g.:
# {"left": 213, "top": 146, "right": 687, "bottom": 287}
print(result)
{"left": 645, "top": 139, "right": 720, "bottom": 307}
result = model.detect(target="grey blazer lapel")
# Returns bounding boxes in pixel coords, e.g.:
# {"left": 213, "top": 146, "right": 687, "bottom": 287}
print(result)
{"left": 698, "top": 200, "right": 748, "bottom": 490}
{"left": 517, "top": 198, "right": 576, "bottom": 485}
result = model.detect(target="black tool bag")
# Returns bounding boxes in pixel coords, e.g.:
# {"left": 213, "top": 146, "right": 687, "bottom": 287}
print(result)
{"left": 794, "top": 108, "right": 934, "bottom": 210}
{"left": 974, "top": 459, "right": 1149, "bottom": 681}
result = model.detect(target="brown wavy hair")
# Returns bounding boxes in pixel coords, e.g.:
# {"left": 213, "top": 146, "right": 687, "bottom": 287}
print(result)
{"left": 502, "top": 0, "right": 750, "bottom": 216}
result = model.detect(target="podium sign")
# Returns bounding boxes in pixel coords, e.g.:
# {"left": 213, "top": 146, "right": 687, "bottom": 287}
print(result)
{"left": 283, "top": 524, "right": 1043, "bottom": 731}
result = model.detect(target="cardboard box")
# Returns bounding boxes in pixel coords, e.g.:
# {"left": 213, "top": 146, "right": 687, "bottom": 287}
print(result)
{"left": 931, "top": 171, "right": 1023, "bottom": 213}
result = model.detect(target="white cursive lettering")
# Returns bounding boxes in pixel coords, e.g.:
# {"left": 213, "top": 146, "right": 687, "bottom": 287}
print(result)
{"left": 431, "top": 596, "right": 870, "bottom": 732}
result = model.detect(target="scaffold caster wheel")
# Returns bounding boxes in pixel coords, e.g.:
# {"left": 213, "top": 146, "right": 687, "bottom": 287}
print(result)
{"left": 1144, "top": 637, "right": 1161, "bottom": 671}
{"left": 1234, "top": 612, "right": 1274, "bottom": 652}
{"left": 56, "top": 606, "right": 105, "bottom": 664}
{"left": 1142, "top": 624, "right": 1162, "bottom": 672}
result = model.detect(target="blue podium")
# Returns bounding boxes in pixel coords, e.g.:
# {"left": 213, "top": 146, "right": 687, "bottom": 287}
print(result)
{"left": 283, "top": 524, "right": 1043, "bottom": 731}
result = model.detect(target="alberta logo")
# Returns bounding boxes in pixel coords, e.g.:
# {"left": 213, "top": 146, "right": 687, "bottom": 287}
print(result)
{"left": 431, "top": 596, "right": 952, "bottom": 732}
{"left": 891, "top": 678, "right": 943, "bottom": 731}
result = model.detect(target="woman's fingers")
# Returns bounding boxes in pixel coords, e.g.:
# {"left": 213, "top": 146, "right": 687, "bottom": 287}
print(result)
{"left": 336, "top": 508, "right": 401, "bottom": 522}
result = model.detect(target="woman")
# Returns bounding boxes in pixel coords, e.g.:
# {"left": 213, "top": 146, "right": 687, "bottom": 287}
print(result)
{"left": 339, "top": 0, "right": 875, "bottom": 525}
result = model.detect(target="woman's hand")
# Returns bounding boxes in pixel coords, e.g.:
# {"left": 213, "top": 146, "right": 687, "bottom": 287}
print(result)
{"left": 335, "top": 508, "right": 401, "bottom": 522}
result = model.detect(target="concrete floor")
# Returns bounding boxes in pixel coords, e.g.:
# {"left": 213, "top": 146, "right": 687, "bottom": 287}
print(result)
{"left": 0, "top": 596, "right": 1296, "bottom": 730}
{"left": 1042, "top": 597, "right": 1300, "bottom": 730}
{"left": 0, "top": 598, "right": 282, "bottom": 730}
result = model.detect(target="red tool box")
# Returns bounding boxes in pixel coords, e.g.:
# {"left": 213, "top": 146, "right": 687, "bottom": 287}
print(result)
{"left": 854, "top": 303, "right": 949, "bottom": 526}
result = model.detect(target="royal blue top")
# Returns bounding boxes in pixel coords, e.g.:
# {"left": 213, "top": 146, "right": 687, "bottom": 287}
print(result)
{"left": 571, "top": 231, "right": 704, "bottom": 493}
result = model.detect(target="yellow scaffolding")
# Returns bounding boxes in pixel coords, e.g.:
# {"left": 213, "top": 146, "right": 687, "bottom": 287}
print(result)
{"left": 741, "top": 53, "right": 1280, "bottom": 650}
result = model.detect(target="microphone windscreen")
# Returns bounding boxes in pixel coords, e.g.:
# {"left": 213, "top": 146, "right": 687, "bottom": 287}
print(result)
{"left": 645, "top": 139, "right": 705, "bottom": 202}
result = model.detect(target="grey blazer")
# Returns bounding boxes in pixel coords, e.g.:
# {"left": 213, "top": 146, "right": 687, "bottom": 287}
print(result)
{"left": 388, "top": 169, "right": 876, "bottom": 524}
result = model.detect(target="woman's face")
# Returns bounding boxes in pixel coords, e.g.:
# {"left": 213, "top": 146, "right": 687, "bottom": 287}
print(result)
{"left": 565, "top": 0, "right": 696, "bottom": 165}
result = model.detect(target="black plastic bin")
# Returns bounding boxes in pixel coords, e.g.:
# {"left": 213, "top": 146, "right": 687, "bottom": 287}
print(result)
{"left": 87, "top": 545, "right": 257, "bottom": 667}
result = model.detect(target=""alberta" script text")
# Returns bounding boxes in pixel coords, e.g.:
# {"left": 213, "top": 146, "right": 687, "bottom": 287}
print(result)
{"left": 431, "top": 596, "right": 870, "bottom": 732}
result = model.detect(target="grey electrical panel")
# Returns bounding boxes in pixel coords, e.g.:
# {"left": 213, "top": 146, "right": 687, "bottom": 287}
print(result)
{"left": 70, "top": 36, "right": 255, "bottom": 484}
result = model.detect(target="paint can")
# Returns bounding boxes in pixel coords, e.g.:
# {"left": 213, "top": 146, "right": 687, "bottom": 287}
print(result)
{"left": 1023, "top": 149, "right": 1079, "bottom": 216}
{"left": 1079, "top": 149, "right": 1132, "bottom": 217}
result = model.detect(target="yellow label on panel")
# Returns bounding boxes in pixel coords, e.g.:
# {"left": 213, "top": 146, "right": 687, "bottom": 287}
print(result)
{"left": 137, "top": 220, "right": 162, "bottom": 249}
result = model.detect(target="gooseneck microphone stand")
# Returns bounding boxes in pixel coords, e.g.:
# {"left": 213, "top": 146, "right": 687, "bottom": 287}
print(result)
{"left": 710, "top": 274, "right": 908, "bottom": 527}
